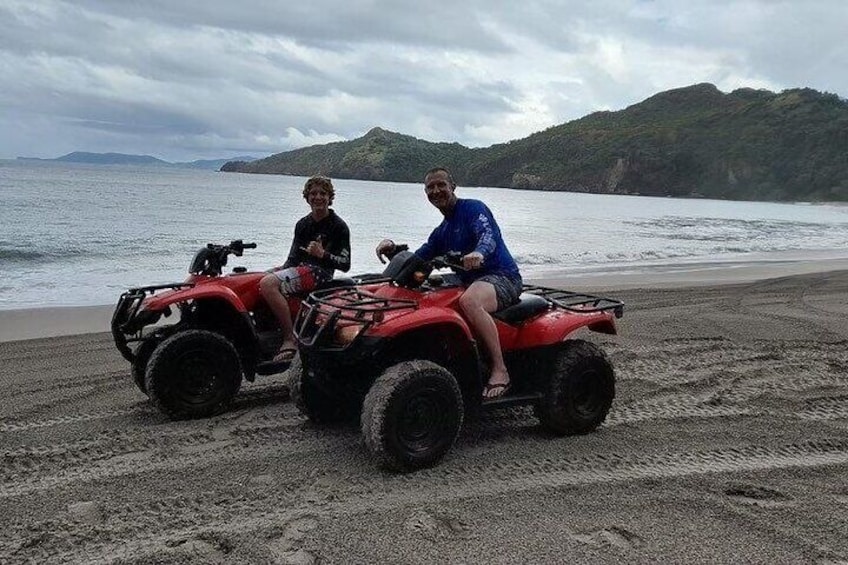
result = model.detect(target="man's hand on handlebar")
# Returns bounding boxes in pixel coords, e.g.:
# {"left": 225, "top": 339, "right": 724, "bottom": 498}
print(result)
{"left": 376, "top": 239, "right": 396, "bottom": 264}
{"left": 462, "top": 251, "right": 484, "bottom": 270}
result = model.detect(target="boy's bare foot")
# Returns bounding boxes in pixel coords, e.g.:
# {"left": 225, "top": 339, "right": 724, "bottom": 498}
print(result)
{"left": 483, "top": 369, "right": 511, "bottom": 399}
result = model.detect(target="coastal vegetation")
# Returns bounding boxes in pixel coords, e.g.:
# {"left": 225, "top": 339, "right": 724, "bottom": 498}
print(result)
{"left": 222, "top": 84, "right": 848, "bottom": 202}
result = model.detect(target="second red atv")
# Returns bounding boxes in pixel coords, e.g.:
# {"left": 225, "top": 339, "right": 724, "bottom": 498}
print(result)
{"left": 111, "top": 239, "right": 354, "bottom": 420}
{"left": 291, "top": 248, "right": 625, "bottom": 472}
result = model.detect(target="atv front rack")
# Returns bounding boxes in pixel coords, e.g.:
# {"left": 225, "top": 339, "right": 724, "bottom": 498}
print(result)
{"left": 522, "top": 284, "right": 625, "bottom": 318}
{"left": 111, "top": 283, "right": 193, "bottom": 361}
{"left": 295, "top": 287, "right": 417, "bottom": 349}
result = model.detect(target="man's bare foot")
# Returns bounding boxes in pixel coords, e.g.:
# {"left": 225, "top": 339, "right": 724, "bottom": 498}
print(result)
{"left": 272, "top": 341, "right": 297, "bottom": 363}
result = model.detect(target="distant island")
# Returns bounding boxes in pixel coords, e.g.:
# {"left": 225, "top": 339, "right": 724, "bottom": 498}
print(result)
{"left": 222, "top": 83, "right": 848, "bottom": 202}
{"left": 18, "top": 152, "right": 260, "bottom": 171}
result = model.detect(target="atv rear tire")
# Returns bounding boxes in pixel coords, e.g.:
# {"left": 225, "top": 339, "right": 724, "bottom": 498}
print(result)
{"left": 145, "top": 330, "right": 242, "bottom": 420}
{"left": 535, "top": 339, "right": 615, "bottom": 435}
{"left": 130, "top": 338, "right": 160, "bottom": 396}
{"left": 288, "top": 355, "right": 352, "bottom": 423}
{"left": 361, "top": 360, "right": 463, "bottom": 472}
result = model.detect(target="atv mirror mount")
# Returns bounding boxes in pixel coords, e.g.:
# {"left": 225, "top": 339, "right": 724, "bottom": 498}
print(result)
{"left": 393, "top": 253, "right": 433, "bottom": 289}
{"left": 384, "top": 243, "right": 410, "bottom": 261}
{"left": 380, "top": 250, "right": 433, "bottom": 288}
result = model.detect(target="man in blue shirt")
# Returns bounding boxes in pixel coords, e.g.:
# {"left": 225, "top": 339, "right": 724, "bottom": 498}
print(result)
{"left": 376, "top": 167, "right": 522, "bottom": 399}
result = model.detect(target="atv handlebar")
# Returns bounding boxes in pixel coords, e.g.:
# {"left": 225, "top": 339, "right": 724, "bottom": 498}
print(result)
{"left": 190, "top": 239, "right": 257, "bottom": 276}
{"left": 384, "top": 250, "right": 472, "bottom": 289}
{"left": 431, "top": 251, "right": 466, "bottom": 271}
{"left": 217, "top": 239, "right": 256, "bottom": 257}
{"left": 383, "top": 243, "right": 464, "bottom": 270}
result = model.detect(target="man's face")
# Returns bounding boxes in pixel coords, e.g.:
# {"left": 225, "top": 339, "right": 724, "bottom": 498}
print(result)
{"left": 424, "top": 171, "right": 457, "bottom": 213}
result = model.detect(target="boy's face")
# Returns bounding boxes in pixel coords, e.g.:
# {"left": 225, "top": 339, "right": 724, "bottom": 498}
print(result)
{"left": 307, "top": 186, "right": 330, "bottom": 213}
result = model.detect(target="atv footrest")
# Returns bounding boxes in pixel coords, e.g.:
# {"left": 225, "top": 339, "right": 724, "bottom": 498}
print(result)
{"left": 255, "top": 359, "right": 292, "bottom": 376}
{"left": 481, "top": 391, "right": 543, "bottom": 410}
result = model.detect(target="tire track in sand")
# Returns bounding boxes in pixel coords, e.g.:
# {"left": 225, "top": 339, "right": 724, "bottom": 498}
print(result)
{"left": 0, "top": 382, "right": 292, "bottom": 433}
{"left": 5, "top": 385, "right": 846, "bottom": 490}
{"left": 9, "top": 439, "right": 848, "bottom": 565}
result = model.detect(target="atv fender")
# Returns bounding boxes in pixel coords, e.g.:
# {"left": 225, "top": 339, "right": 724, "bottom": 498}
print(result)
{"left": 140, "top": 290, "right": 260, "bottom": 380}
{"left": 143, "top": 284, "right": 248, "bottom": 313}
{"left": 370, "top": 306, "right": 473, "bottom": 342}
{"left": 514, "top": 310, "right": 618, "bottom": 349}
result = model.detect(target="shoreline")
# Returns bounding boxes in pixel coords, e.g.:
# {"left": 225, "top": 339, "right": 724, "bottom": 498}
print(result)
{"left": 3, "top": 257, "right": 848, "bottom": 343}
{"left": 0, "top": 304, "right": 117, "bottom": 343}
{"left": 533, "top": 255, "right": 848, "bottom": 291}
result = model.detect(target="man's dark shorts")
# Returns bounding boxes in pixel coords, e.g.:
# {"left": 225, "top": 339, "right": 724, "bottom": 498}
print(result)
{"left": 476, "top": 274, "right": 523, "bottom": 311}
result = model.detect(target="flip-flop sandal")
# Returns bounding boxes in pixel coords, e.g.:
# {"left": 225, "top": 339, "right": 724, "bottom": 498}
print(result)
{"left": 482, "top": 382, "right": 511, "bottom": 400}
{"left": 272, "top": 348, "right": 297, "bottom": 363}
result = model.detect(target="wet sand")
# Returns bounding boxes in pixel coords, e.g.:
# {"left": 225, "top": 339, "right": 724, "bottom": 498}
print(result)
{"left": 1, "top": 270, "right": 847, "bottom": 563}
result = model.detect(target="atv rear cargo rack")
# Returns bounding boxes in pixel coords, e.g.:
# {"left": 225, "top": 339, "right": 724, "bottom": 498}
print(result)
{"left": 522, "top": 284, "right": 624, "bottom": 318}
{"left": 295, "top": 287, "right": 417, "bottom": 349}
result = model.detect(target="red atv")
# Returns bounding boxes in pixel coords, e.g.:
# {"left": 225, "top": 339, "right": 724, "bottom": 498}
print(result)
{"left": 111, "top": 239, "right": 353, "bottom": 420}
{"left": 291, "top": 248, "right": 625, "bottom": 472}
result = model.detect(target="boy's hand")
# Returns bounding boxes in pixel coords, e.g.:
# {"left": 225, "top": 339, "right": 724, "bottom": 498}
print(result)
{"left": 305, "top": 240, "right": 325, "bottom": 258}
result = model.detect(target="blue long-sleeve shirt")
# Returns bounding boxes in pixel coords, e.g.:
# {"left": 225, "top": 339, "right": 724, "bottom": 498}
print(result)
{"left": 414, "top": 198, "right": 520, "bottom": 285}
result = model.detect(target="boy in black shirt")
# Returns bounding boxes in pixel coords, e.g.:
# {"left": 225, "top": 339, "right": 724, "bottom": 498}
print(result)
{"left": 260, "top": 176, "right": 351, "bottom": 362}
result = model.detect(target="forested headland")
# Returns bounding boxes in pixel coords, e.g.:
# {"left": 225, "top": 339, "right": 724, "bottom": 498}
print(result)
{"left": 222, "top": 84, "right": 848, "bottom": 202}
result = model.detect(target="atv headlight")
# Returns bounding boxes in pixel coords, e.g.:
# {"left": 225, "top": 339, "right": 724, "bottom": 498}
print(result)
{"left": 122, "top": 307, "right": 163, "bottom": 334}
{"left": 333, "top": 324, "right": 363, "bottom": 346}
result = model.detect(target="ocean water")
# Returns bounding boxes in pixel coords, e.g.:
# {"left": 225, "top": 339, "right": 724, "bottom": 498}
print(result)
{"left": 2, "top": 159, "right": 848, "bottom": 309}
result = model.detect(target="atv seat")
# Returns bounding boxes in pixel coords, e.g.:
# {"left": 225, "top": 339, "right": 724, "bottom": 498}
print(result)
{"left": 492, "top": 293, "right": 549, "bottom": 324}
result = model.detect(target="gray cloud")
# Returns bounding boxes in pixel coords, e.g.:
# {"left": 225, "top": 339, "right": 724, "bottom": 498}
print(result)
{"left": 2, "top": 0, "right": 846, "bottom": 161}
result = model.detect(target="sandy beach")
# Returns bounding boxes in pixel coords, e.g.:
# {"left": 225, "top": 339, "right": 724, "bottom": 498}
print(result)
{"left": 1, "top": 266, "right": 847, "bottom": 563}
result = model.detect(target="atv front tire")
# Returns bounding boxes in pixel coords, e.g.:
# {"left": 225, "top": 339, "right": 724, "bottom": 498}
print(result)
{"left": 288, "top": 355, "right": 353, "bottom": 423}
{"left": 130, "top": 338, "right": 160, "bottom": 396}
{"left": 535, "top": 339, "right": 615, "bottom": 435}
{"left": 145, "top": 330, "right": 242, "bottom": 420}
{"left": 361, "top": 360, "right": 463, "bottom": 472}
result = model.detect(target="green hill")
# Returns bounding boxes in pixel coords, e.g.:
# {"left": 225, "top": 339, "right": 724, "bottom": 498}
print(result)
{"left": 221, "top": 127, "right": 466, "bottom": 182}
{"left": 222, "top": 84, "right": 848, "bottom": 201}
{"left": 56, "top": 152, "right": 169, "bottom": 165}
{"left": 19, "top": 152, "right": 260, "bottom": 170}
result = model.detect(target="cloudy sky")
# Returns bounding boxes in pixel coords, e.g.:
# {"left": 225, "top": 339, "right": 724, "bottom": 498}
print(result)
{"left": 2, "top": 0, "right": 846, "bottom": 162}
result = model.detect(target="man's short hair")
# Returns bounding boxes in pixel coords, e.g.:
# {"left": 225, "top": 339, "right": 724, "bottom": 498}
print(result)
{"left": 303, "top": 175, "right": 335, "bottom": 205}
{"left": 424, "top": 167, "right": 456, "bottom": 187}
